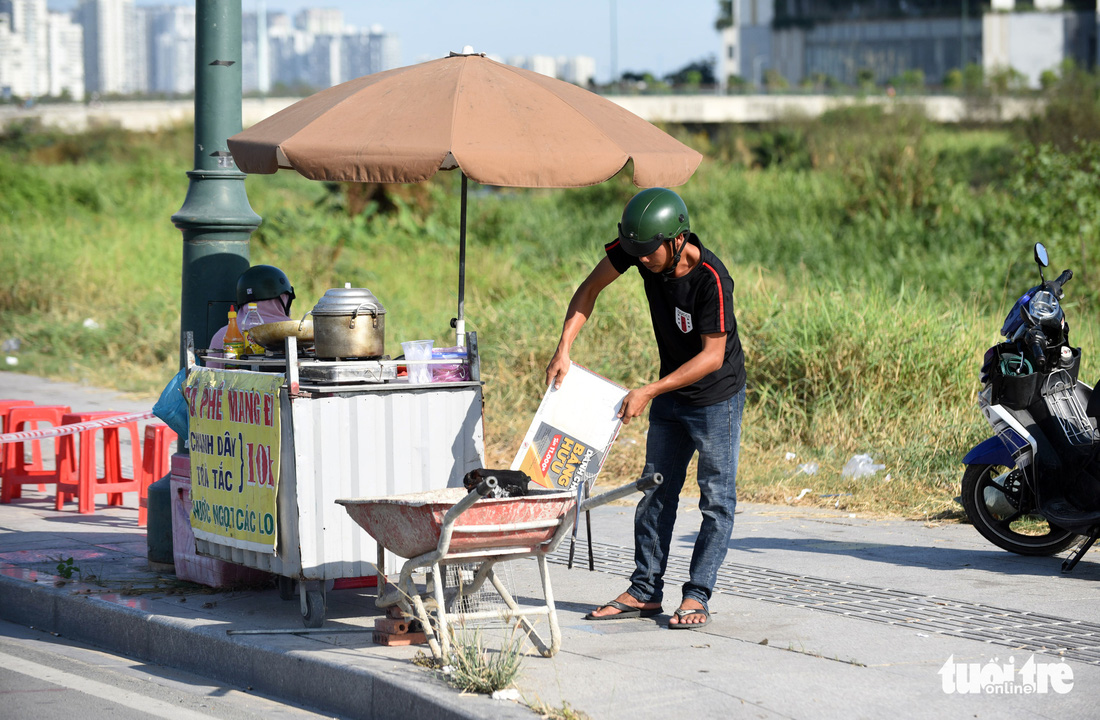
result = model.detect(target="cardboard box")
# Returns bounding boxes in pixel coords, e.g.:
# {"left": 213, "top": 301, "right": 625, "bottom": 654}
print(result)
{"left": 510, "top": 363, "right": 626, "bottom": 491}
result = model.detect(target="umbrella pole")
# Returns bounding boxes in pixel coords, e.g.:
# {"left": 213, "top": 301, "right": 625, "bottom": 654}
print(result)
{"left": 456, "top": 173, "right": 467, "bottom": 347}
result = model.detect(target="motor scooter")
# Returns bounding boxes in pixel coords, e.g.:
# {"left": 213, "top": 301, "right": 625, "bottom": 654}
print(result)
{"left": 961, "top": 242, "right": 1100, "bottom": 572}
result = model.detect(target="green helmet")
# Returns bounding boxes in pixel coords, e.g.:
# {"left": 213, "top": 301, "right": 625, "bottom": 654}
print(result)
{"left": 236, "top": 265, "right": 295, "bottom": 311}
{"left": 617, "top": 188, "right": 690, "bottom": 257}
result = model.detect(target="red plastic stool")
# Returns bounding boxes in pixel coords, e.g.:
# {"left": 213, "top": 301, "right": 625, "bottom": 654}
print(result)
{"left": 1, "top": 404, "right": 71, "bottom": 503}
{"left": 138, "top": 423, "right": 177, "bottom": 526}
{"left": 54, "top": 411, "right": 141, "bottom": 515}
{"left": 0, "top": 400, "right": 36, "bottom": 477}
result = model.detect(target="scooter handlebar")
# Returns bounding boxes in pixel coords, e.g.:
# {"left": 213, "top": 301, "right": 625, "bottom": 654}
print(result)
{"left": 1025, "top": 326, "right": 1048, "bottom": 373}
{"left": 1048, "top": 269, "right": 1073, "bottom": 298}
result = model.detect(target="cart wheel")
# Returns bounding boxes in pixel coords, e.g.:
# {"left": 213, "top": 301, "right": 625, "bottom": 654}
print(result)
{"left": 278, "top": 576, "right": 296, "bottom": 601}
{"left": 302, "top": 589, "right": 325, "bottom": 628}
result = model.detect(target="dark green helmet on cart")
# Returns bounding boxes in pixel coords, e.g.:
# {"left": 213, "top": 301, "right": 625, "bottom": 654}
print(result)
{"left": 236, "top": 265, "right": 295, "bottom": 314}
{"left": 617, "top": 187, "right": 690, "bottom": 257}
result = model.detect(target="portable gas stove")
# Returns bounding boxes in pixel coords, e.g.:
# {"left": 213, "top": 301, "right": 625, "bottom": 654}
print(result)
{"left": 297, "top": 358, "right": 398, "bottom": 385}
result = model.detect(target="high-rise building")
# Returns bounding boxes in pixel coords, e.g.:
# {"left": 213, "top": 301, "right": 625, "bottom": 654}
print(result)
{"left": 262, "top": 15, "right": 312, "bottom": 91}
{"left": 724, "top": 0, "right": 1096, "bottom": 90}
{"left": 503, "top": 55, "right": 597, "bottom": 85}
{"left": 0, "top": 0, "right": 49, "bottom": 98}
{"left": 341, "top": 25, "right": 400, "bottom": 81}
{"left": 0, "top": 13, "right": 24, "bottom": 99}
{"left": 983, "top": 3, "right": 1093, "bottom": 88}
{"left": 507, "top": 55, "right": 554, "bottom": 77}
{"left": 303, "top": 32, "right": 341, "bottom": 88}
{"left": 559, "top": 55, "right": 597, "bottom": 86}
{"left": 47, "top": 10, "right": 83, "bottom": 99}
{"left": 720, "top": 0, "right": 773, "bottom": 89}
{"left": 79, "top": 0, "right": 144, "bottom": 96}
{"left": 368, "top": 25, "right": 399, "bottom": 75}
{"left": 244, "top": 11, "right": 400, "bottom": 93}
{"left": 341, "top": 28, "right": 373, "bottom": 81}
{"left": 295, "top": 7, "right": 343, "bottom": 35}
{"left": 143, "top": 4, "right": 194, "bottom": 95}
{"left": 0, "top": 2, "right": 406, "bottom": 99}
{"left": 527, "top": 55, "right": 557, "bottom": 78}
{"left": 256, "top": 0, "right": 269, "bottom": 93}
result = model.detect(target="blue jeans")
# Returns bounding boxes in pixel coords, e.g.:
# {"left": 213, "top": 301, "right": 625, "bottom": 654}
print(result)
{"left": 626, "top": 387, "right": 744, "bottom": 607}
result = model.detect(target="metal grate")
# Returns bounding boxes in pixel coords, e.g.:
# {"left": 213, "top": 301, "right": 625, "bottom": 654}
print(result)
{"left": 441, "top": 562, "right": 517, "bottom": 622}
{"left": 1042, "top": 369, "right": 1099, "bottom": 447}
{"left": 549, "top": 540, "right": 1100, "bottom": 665}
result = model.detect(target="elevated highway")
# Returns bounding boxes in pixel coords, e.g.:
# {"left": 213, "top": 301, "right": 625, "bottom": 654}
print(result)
{"left": 0, "top": 93, "right": 1041, "bottom": 133}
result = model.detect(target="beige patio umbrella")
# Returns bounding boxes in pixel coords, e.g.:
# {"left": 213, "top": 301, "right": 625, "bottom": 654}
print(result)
{"left": 228, "top": 51, "right": 702, "bottom": 344}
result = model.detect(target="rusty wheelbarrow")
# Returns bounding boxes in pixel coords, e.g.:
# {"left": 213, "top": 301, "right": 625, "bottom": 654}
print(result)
{"left": 336, "top": 473, "right": 661, "bottom": 660}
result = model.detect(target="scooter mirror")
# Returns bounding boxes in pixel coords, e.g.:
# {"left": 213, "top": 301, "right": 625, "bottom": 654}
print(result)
{"left": 1035, "top": 242, "right": 1049, "bottom": 268}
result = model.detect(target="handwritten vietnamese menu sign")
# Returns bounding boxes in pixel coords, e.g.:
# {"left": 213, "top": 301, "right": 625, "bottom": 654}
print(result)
{"left": 184, "top": 368, "right": 284, "bottom": 553}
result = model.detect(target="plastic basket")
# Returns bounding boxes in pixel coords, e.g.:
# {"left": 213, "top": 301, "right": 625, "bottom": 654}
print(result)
{"left": 990, "top": 349, "right": 1038, "bottom": 411}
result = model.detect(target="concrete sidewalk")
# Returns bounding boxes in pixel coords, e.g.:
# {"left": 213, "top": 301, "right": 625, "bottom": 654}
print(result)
{"left": 1, "top": 370, "right": 1098, "bottom": 718}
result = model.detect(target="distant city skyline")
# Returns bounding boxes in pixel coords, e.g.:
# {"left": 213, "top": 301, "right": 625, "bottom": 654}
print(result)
{"left": 113, "top": 0, "right": 725, "bottom": 83}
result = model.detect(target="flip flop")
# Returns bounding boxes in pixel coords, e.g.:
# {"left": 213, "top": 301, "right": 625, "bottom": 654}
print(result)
{"left": 583, "top": 599, "right": 662, "bottom": 621}
{"left": 668, "top": 607, "right": 710, "bottom": 630}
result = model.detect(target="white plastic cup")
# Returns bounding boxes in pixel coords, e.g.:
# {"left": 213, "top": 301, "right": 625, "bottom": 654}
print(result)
{"left": 401, "top": 340, "right": 434, "bottom": 384}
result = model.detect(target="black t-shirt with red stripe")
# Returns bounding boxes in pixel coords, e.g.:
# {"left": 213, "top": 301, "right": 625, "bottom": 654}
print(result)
{"left": 604, "top": 233, "right": 746, "bottom": 406}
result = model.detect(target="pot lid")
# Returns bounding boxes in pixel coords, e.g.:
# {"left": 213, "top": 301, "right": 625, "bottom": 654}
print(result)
{"left": 312, "top": 286, "right": 387, "bottom": 316}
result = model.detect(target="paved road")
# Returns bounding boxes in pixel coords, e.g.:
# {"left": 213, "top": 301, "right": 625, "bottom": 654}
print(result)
{"left": 0, "top": 620, "right": 333, "bottom": 720}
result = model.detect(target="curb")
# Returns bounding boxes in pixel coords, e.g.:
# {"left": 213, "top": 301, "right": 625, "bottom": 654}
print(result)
{"left": 0, "top": 570, "right": 532, "bottom": 720}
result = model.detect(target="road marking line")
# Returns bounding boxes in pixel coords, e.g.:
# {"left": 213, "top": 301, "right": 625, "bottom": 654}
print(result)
{"left": 0, "top": 650, "right": 214, "bottom": 719}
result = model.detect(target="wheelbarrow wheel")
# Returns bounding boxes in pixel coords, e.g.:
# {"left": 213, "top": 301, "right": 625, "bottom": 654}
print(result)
{"left": 277, "top": 576, "right": 296, "bottom": 601}
{"left": 301, "top": 588, "right": 326, "bottom": 628}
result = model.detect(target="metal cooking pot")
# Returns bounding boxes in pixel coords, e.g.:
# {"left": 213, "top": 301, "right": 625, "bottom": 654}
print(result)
{"left": 310, "top": 287, "right": 387, "bottom": 359}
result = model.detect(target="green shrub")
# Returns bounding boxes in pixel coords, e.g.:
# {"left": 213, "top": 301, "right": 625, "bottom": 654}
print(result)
{"left": 1025, "top": 61, "right": 1100, "bottom": 150}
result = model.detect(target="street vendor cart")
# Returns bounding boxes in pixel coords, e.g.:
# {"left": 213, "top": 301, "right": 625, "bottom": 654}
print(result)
{"left": 184, "top": 333, "right": 484, "bottom": 627}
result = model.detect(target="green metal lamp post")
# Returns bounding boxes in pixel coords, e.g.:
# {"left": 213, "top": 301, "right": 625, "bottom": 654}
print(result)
{"left": 173, "top": 0, "right": 259, "bottom": 353}
{"left": 149, "top": 0, "right": 260, "bottom": 566}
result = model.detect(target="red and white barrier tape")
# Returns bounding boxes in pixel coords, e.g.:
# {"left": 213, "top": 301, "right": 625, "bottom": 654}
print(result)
{"left": 0, "top": 411, "right": 156, "bottom": 445}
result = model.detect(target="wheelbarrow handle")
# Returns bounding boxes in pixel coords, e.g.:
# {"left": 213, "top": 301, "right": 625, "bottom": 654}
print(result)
{"left": 442, "top": 476, "right": 498, "bottom": 526}
{"left": 634, "top": 472, "right": 662, "bottom": 493}
{"left": 577, "top": 472, "right": 663, "bottom": 514}
{"left": 474, "top": 476, "right": 499, "bottom": 497}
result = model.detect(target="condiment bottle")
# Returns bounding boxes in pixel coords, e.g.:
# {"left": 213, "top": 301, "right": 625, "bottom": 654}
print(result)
{"left": 240, "top": 302, "right": 265, "bottom": 355}
{"left": 223, "top": 305, "right": 245, "bottom": 359}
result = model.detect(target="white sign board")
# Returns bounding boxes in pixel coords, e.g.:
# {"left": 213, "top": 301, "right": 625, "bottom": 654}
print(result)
{"left": 510, "top": 363, "right": 627, "bottom": 491}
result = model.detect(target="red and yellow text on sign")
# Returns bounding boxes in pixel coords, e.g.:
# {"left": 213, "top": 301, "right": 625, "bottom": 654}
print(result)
{"left": 185, "top": 368, "right": 284, "bottom": 554}
{"left": 518, "top": 429, "right": 591, "bottom": 490}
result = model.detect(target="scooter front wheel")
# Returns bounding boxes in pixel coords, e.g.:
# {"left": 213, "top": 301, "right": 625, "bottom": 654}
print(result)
{"left": 961, "top": 463, "right": 1080, "bottom": 556}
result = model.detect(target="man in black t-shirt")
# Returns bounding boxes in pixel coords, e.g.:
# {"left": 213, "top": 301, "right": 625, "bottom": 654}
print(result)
{"left": 546, "top": 187, "right": 745, "bottom": 630}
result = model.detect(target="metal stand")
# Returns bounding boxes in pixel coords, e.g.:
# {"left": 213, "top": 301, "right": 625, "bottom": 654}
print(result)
{"left": 566, "top": 481, "right": 596, "bottom": 571}
{"left": 1061, "top": 526, "right": 1099, "bottom": 573}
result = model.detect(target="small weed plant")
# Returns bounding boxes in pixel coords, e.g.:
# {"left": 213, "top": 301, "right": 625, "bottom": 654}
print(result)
{"left": 55, "top": 557, "right": 79, "bottom": 579}
{"left": 529, "top": 699, "right": 592, "bottom": 720}
{"left": 441, "top": 627, "right": 524, "bottom": 695}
